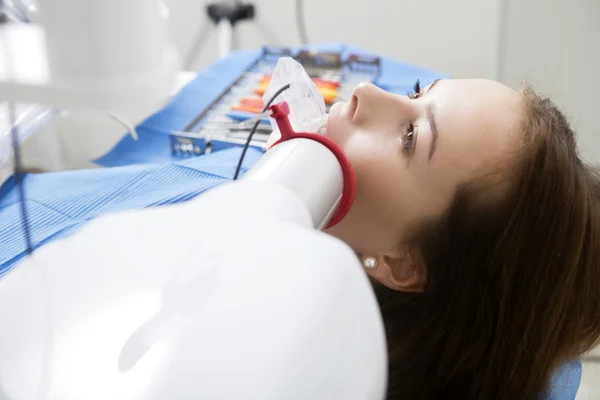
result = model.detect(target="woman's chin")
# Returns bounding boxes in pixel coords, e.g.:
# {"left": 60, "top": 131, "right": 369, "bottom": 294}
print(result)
{"left": 317, "top": 122, "right": 328, "bottom": 134}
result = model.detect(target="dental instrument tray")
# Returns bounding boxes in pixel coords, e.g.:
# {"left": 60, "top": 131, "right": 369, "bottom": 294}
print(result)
{"left": 169, "top": 47, "right": 381, "bottom": 158}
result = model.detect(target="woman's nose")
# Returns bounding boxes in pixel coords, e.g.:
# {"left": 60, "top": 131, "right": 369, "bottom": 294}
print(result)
{"left": 351, "top": 82, "right": 413, "bottom": 125}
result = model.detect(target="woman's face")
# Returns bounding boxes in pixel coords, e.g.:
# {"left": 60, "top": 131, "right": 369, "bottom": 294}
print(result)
{"left": 325, "top": 80, "right": 522, "bottom": 259}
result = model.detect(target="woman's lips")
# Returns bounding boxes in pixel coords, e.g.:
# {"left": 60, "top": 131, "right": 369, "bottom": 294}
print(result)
{"left": 325, "top": 101, "right": 351, "bottom": 137}
{"left": 325, "top": 99, "right": 354, "bottom": 136}
{"left": 329, "top": 102, "right": 342, "bottom": 118}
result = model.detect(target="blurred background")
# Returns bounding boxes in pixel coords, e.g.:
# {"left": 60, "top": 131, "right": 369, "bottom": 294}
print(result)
{"left": 169, "top": 0, "right": 600, "bottom": 163}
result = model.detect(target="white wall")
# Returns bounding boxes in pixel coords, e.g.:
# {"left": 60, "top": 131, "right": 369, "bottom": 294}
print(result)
{"left": 165, "top": 0, "right": 600, "bottom": 162}
{"left": 166, "top": 0, "right": 502, "bottom": 78}
{"left": 502, "top": 0, "right": 600, "bottom": 163}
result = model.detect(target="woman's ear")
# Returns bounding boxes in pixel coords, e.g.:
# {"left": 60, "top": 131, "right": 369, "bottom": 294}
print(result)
{"left": 361, "top": 248, "right": 426, "bottom": 293}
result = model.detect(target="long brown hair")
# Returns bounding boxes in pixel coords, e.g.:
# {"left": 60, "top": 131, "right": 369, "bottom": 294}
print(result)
{"left": 376, "top": 86, "right": 600, "bottom": 399}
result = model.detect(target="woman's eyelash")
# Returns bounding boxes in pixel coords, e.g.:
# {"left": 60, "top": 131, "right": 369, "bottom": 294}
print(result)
{"left": 407, "top": 79, "right": 421, "bottom": 99}
{"left": 402, "top": 122, "right": 416, "bottom": 153}
{"left": 413, "top": 80, "right": 421, "bottom": 95}
{"left": 403, "top": 79, "right": 420, "bottom": 152}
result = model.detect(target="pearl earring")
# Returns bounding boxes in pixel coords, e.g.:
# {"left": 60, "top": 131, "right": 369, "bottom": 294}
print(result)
{"left": 363, "top": 256, "right": 378, "bottom": 270}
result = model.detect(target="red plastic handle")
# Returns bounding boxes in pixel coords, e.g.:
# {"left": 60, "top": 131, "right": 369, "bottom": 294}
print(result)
{"left": 268, "top": 102, "right": 356, "bottom": 228}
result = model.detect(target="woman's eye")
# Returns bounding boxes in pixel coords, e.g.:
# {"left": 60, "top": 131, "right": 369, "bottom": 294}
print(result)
{"left": 402, "top": 123, "right": 416, "bottom": 153}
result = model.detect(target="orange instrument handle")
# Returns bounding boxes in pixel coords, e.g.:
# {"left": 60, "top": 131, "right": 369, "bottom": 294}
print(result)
{"left": 311, "top": 77, "right": 341, "bottom": 89}
{"left": 253, "top": 86, "right": 337, "bottom": 105}
{"left": 258, "top": 76, "right": 340, "bottom": 89}
{"left": 240, "top": 97, "right": 264, "bottom": 107}
{"left": 253, "top": 86, "right": 267, "bottom": 96}
{"left": 231, "top": 104, "right": 263, "bottom": 114}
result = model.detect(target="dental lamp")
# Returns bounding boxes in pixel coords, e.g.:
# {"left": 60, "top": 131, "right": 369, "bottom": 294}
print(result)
{"left": 0, "top": 2, "right": 388, "bottom": 398}
{"left": 0, "top": 0, "right": 178, "bottom": 122}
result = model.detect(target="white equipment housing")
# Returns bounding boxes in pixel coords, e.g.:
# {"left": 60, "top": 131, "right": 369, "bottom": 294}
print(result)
{"left": 0, "top": 138, "right": 388, "bottom": 399}
{"left": 0, "top": 1, "right": 388, "bottom": 397}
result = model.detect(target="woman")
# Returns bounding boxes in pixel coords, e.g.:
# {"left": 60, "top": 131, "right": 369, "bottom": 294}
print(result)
{"left": 323, "top": 80, "right": 600, "bottom": 399}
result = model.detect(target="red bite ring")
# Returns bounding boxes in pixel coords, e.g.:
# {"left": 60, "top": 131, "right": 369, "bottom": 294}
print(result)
{"left": 267, "top": 102, "right": 356, "bottom": 228}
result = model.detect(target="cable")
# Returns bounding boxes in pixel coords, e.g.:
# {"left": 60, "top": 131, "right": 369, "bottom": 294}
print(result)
{"left": 233, "top": 83, "right": 290, "bottom": 180}
{"left": 106, "top": 111, "right": 139, "bottom": 140}
{"left": 9, "top": 102, "right": 33, "bottom": 254}
{"left": 1, "top": 9, "right": 34, "bottom": 254}
{"left": 295, "top": 0, "right": 309, "bottom": 45}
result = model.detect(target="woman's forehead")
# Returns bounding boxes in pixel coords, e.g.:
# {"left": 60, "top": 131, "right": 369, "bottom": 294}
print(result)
{"left": 425, "top": 79, "right": 522, "bottom": 184}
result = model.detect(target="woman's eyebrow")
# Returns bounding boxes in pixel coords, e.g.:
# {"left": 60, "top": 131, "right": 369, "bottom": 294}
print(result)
{"left": 424, "top": 79, "right": 442, "bottom": 161}
{"left": 427, "top": 103, "right": 438, "bottom": 161}
{"left": 426, "top": 79, "right": 442, "bottom": 95}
